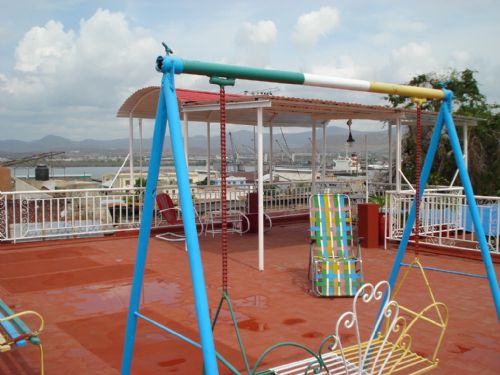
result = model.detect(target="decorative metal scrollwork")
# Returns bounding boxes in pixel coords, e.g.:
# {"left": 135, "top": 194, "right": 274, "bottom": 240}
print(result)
{"left": 21, "top": 197, "right": 30, "bottom": 237}
{"left": 0, "top": 196, "right": 6, "bottom": 239}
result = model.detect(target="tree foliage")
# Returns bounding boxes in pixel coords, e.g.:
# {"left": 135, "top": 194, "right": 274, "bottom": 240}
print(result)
{"left": 386, "top": 69, "right": 500, "bottom": 196}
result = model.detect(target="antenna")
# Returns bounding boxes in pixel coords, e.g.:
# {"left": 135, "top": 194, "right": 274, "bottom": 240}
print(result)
{"left": 242, "top": 87, "right": 280, "bottom": 96}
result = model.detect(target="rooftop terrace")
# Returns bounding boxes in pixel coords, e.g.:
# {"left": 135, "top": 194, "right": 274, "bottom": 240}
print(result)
{"left": 0, "top": 222, "right": 499, "bottom": 374}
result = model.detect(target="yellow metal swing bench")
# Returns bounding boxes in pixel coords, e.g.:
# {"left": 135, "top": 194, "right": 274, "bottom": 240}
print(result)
{"left": 265, "top": 258, "right": 448, "bottom": 375}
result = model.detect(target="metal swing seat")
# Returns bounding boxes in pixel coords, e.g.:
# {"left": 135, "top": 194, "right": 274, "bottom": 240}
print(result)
{"left": 264, "top": 258, "right": 448, "bottom": 375}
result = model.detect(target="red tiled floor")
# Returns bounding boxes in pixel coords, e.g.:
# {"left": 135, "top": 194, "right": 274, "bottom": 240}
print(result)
{"left": 0, "top": 257, "right": 101, "bottom": 279}
{"left": 0, "top": 264, "right": 155, "bottom": 293}
{"left": 0, "top": 221, "right": 499, "bottom": 374}
{"left": 0, "top": 246, "right": 101, "bottom": 263}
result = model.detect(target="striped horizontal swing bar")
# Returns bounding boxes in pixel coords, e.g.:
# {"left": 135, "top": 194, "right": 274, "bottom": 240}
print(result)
{"left": 165, "top": 58, "right": 445, "bottom": 100}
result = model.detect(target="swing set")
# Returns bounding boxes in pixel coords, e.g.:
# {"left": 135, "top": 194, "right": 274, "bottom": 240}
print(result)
{"left": 121, "top": 43, "right": 500, "bottom": 374}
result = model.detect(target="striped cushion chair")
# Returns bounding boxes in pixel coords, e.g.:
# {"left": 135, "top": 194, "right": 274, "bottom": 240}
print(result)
{"left": 309, "top": 193, "right": 363, "bottom": 297}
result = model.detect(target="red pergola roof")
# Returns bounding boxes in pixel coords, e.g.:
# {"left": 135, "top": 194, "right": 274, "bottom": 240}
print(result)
{"left": 176, "top": 88, "right": 246, "bottom": 104}
{"left": 117, "top": 87, "right": 477, "bottom": 128}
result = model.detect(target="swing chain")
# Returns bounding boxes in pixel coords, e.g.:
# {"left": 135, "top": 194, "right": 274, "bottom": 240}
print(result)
{"left": 209, "top": 76, "right": 235, "bottom": 292}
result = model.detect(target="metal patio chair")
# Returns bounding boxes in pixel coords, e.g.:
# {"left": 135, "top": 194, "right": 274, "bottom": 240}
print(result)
{"left": 155, "top": 192, "right": 204, "bottom": 242}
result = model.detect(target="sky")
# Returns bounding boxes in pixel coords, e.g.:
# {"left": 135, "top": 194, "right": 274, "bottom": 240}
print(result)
{"left": 1, "top": 0, "right": 499, "bottom": 141}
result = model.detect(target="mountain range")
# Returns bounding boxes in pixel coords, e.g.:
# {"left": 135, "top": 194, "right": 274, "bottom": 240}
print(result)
{"left": 0, "top": 126, "right": 393, "bottom": 156}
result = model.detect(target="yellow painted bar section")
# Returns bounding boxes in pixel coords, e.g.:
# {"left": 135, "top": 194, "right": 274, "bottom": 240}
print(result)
{"left": 369, "top": 81, "right": 445, "bottom": 100}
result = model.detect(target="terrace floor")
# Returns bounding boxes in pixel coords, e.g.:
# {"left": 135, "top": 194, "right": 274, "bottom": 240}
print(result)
{"left": 0, "top": 221, "right": 499, "bottom": 374}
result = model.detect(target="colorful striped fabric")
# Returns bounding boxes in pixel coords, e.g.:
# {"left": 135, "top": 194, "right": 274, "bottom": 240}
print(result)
{"left": 309, "top": 193, "right": 363, "bottom": 297}
{"left": 314, "top": 259, "right": 363, "bottom": 296}
{"left": 310, "top": 193, "right": 353, "bottom": 258}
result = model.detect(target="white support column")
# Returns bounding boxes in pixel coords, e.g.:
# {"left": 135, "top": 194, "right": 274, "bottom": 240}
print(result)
{"left": 322, "top": 122, "right": 327, "bottom": 179}
{"left": 207, "top": 122, "right": 211, "bottom": 186}
{"left": 311, "top": 118, "right": 317, "bottom": 194}
{"left": 450, "top": 124, "right": 470, "bottom": 187}
{"left": 269, "top": 124, "right": 273, "bottom": 182}
{"left": 139, "top": 118, "right": 143, "bottom": 182}
{"left": 183, "top": 112, "right": 189, "bottom": 169}
{"left": 396, "top": 117, "right": 402, "bottom": 192}
{"left": 365, "top": 134, "right": 369, "bottom": 202}
{"left": 388, "top": 123, "right": 393, "bottom": 185}
{"left": 257, "top": 107, "right": 264, "bottom": 271}
{"left": 253, "top": 127, "right": 257, "bottom": 181}
{"left": 463, "top": 124, "right": 468, "bottom": 169}
{"left": 128, "top": 115, "right": 134, "bottom": 187}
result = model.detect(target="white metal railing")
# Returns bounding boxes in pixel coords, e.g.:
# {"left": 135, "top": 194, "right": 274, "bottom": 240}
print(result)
{"left": 386, "top": 187, "right": 499, "bottom": 253}
{"left": 0, "top": 180, "right": 374, "bottom": 243}
{"left": 0, "top": 187, "right": 155, "bottom": 242}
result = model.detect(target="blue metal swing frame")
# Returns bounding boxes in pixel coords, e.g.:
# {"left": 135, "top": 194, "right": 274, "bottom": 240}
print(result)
{"left": 120, "top": 53, "right": 500, "bottom": 375}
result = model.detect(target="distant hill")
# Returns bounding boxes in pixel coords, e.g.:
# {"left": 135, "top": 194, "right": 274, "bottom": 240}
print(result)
{"left": 0, "top": 126, "right": 393, "bottom": 156}
{"left": 0, "top": 135, "right": 132, "bottom": 154}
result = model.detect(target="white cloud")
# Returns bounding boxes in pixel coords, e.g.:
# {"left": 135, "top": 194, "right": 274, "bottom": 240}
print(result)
{"left": 385, "top": 20, "right": 428, "bottom": 33}
{"left": 308, "top": 55, "right": 373, "bottom": 80}
{"left": 389, "top": 42, "right": 437, "bottom": 81}
{"left": 0, "top": 73, "right": 7, "bottom": 88}
{"left": 15, "top": 20, "right": 75, "bottom": 73}
{"left": 1, "top": 9, "right": 160, "bottom": 139}
{"left": 368, "top": 31, "right": 394, "bottom": 45}
{"left": 293, "top": 7, "right": 340, "bottom": 49}
{"left": 236, "top": 20, "right": 277, "bottom": 67}
{"left": 449, "top": 50, "right": 473, "bottom": 69}
{"left": 240, "top": 20, "right": 277, "bottom": 45}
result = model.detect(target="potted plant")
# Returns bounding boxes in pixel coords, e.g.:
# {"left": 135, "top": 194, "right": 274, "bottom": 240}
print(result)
{"left": 369, "top": 194, "right": 387, "bottom": 245}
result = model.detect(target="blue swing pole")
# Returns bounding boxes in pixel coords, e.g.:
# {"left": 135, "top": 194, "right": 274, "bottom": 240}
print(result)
{"left": 121, "top": 75, "right": 169, "bottom": 374}
{"left": 386, "top": 90, "right": 500, "bottom": 322}
{"left": 121, "top": 56, "right": 219, "bottom": 374}
{"left": 386, "top": 95, "right": 447, "bottom": 299}
{"left": 161, "top": 57, "right": 220, "bottom": 374}
{"left": 442, "top": 97, "right": 500, "bottom": 321}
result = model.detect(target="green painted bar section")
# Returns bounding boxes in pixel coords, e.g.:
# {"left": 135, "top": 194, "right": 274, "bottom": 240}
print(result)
{"left": 182, "top": 59, "right": 305, "bottom": 85}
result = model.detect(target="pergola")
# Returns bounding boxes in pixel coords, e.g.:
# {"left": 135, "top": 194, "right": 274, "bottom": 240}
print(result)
{"left": 117, "top": 87, "right": 477, "bottom": 270}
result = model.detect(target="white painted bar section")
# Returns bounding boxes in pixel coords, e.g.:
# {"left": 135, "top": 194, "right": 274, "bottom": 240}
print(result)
{"left": 304, "top": 74, "right": 370, "bottom": 91}
{"left": 128, "top": 115, "right": 134, "bottom": 187}
{"left": 257, "top": 107, "right": 264, "bottom": 271}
